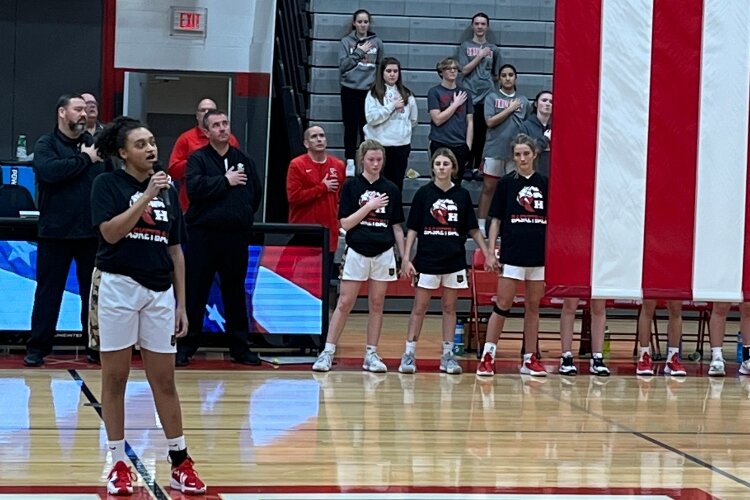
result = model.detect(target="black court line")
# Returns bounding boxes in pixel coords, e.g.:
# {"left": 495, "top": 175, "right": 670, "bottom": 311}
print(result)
{"left": 69, "top": 369, "right": 169, "bottom": 500}
{"left": 537, "top": 383, "right": 750, "bottom": 491}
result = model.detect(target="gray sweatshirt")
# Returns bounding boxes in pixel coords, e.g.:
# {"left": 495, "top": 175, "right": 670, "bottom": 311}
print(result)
{"left": 339, "top": 31, "right": 384, "bottom": 90}
{"left": 484, "top": 90, "right": 530, "bottom": 159}
{"left": 458, "top": 40, "right": 501, "bottom": 104}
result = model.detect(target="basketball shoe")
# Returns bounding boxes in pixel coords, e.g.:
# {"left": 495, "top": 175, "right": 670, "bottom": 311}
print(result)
{"left": 170, "top": 457, "right": 206, "bottom": 495}
{"left": 520, "top": 353, "right": 547, "bottom": 377}
{"left": 708, "top": 358, "right": 726, "bottom": 377}
{"left": 636, "top": 352, "right": 655, "bottom": 376}
{"left": 664, "top": 356, "right": 687, "bottom": 376}
{"left": 559, "top": 354, "right": 577, "bottom": 375}
{"left": 476, "top": 352, "right": 495, "bottom": 377}
{"left": 106, "top": 460, "right": 135, "bottom": 496}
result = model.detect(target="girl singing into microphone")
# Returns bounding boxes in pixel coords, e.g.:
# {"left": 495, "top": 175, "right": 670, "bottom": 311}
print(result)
{"left": 92, "top": 117, "right": 206, "bottom": 495}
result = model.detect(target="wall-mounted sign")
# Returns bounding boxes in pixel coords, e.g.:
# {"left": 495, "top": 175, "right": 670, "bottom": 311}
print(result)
{"left": 170, "top": 7, "right": 207, "bottom": 37}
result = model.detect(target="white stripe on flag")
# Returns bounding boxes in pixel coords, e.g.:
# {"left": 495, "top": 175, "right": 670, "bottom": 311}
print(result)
{"left": 591, "top": 0, "right": 654, "bottom": 299}
{"left": 692, "top": 0, "right": 750, "bottom": 301}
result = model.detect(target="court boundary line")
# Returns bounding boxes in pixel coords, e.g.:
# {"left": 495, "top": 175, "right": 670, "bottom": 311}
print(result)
{"left": 539, "top": 382, "right": 750, "bottom": 492}
{"left": 69, "top": 368, "right": 169, "bottom": 500}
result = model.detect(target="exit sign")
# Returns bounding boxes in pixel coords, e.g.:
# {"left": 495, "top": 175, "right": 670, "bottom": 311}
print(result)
{"left": 170, "top": 7, "right": 207, "bottom": 37}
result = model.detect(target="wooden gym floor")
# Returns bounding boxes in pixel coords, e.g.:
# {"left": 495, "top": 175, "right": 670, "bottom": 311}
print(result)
{"left": 0, "top": 314, "right": 748, "bottom": 499}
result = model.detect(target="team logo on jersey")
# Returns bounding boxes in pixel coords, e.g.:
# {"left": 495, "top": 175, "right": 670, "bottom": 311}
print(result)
{"left": 516, "top": 186, "right": 544, "bottom": 213}
{"left": 359, "top": 190, "right": 387, "bottom": 214}
{"left": 130, "top": 192, "right": 168, "bottom": 226}
{"left": 430, "top": 198, "right": 458, "bottom": 225}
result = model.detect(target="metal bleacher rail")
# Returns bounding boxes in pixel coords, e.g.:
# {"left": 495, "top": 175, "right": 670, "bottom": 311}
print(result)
{"left": 273, "top": 0, "right": 312, "bottom": 155}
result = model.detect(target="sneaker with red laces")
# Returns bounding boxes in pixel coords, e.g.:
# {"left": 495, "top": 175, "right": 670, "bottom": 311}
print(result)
{"left": 664, "top": 356, "right": 687, "bottom": 376}
{"left": 170, "top": 457, "right": 206, "bottom": 495}
{"left": 520, "top": 354, "right": 547, "bottom": 377}
{"left": 476, "top": 352, "right": 495, "bottom": 377}
{"left": 107, "top": 460, "right": 135, "bottom": 496}
{"left": 636, "top": 352, "right": 655, "bottom": 375}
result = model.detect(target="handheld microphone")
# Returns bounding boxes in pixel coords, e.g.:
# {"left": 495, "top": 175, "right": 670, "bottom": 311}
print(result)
{"left": 152, "top": 161, "right": 171, "bottom": 209}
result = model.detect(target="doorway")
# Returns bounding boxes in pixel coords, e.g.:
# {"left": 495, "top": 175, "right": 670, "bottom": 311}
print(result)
{"left": 123, "top": 72, "right": 232, "bottom": 163}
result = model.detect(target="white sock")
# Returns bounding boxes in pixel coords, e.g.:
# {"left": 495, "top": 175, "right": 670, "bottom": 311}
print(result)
{"left": 667, "top": 347, "right": 679, "bottom": 362}
{"left": 324, "top": 343, "right": 336, "bottom": 354}
{"left": 592, "top": 352, "right": 603, "bottom": 360}
{"left": 711, "top": 347, "right": 723, "bottom": 361}
{"left": 366, "top": 345, "right": 377, "bottom": 355}
{"left": 107, "top": 439, "right": 127, "bottom": 464}
{"left": 562, "top": 351, "right": 573, "bottom": 358}
{"left": 443, "top": 341, "right": 454, "bottom": 355}
{"left": 639, "top": 346, "right": 650, "bottom": 360}
{"left": 482, "top": 342, "right": 496, "bottom": 359}
{"left": 523, "top": 352, "right": 532, "bottom": 361}
{"left": 166, "top": 435, "right": 186, "bottom": 452}
{"left": 405, "top": 340, "right": 416, "bottom": 355}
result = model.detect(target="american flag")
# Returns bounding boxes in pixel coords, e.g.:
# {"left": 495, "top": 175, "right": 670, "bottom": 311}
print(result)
{"left": 546, "top": 0, "right": 750, "bottom": 301}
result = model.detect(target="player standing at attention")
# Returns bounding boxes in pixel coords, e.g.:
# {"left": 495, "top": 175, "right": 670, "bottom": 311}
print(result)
{"left": 312, "top": 139, "right": 405, "bottom": 372}
{"left": 477, "top": 134, "right": 547, "bottom": 377}
{"left": 399, "top": 148, "right": 493, "bottom": 375}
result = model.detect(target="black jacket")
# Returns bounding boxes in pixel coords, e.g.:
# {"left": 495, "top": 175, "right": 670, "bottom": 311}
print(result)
{"left": 185, "top": 144, "right": 262, "bottom": 232}
{"left": 33, "top": 128, "right": 108, "bottom": 238}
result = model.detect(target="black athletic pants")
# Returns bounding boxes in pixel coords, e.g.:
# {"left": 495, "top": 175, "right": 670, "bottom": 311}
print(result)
{"left": 383, "top": 144, "right": 411, "bottom": 192}
{"left": 468, "top": 101, "right": 487, "bottom": 171}
{"left": 27, "top": 238, "right": 97, "bottom": 356}
{"left": 340, "top": 86, "right": 369, "bottom": 160}
{"left": 178, "top": 227, "right": 251, "bottom": 359}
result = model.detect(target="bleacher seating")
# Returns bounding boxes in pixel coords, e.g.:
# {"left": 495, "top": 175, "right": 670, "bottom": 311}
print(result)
{"left": 306, "top": 0, "right": 555, "bottom": 198}
{"left": 313, "top": 1, "right": 556, "bottom": 312}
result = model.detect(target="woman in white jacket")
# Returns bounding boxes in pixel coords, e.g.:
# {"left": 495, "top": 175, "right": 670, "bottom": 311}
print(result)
{"left": 364, "top": 57, "right": 418, "bottom": 192}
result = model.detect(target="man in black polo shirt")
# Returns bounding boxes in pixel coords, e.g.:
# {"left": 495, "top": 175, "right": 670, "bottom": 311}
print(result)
{"left": 24, "top": 94, "right": 107, "bottom": 366}
{"left": 176, "top": 110, "right": 262, "bottom": 366}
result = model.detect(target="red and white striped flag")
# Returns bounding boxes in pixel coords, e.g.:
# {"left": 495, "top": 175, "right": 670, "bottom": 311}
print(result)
{"left": 547, "top": 0, "right": 750, "bottom": 301}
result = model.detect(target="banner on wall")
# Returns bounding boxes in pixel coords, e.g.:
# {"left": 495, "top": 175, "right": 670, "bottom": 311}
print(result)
{"left": 547, "top": 0, "right": 750, "bottom": 301}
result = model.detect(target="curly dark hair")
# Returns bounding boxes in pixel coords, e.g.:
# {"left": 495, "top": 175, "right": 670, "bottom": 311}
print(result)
{"left": 95, "top": 116, "right": 145, "bottom": 159}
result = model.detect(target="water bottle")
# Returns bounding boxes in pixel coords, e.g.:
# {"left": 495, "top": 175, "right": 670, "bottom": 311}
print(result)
{"left": 453, "top": 319, "right": 465, "bottom": 356}
{"left": 737, "top": 332, "right": 743, "bottom": 364}
{"left": 603, "top": 326, "right": 611, "bottom": 358}
{"left": 16, "top": 135, "right": 27, "bottom": 161}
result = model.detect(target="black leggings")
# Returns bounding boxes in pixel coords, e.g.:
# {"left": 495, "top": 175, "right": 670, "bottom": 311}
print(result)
{"left": 383, "top": 144, "right": 411, "bottom": 192}
{"left": 468, "top": 101, "right": 487, "bottom": 171}
{"left": 340, "top": 86, "right": 368, "bottom": 160}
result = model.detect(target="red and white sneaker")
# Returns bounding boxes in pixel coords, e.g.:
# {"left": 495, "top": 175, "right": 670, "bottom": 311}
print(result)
{"left": 170, "top": 457, "right": 206, "bottom": 495}
{"left": 476, "top": 352, "right": 495, "bottom": 377}
{"left": 520, "top": 354, "right": 547, "bottom": 377}
{"left": 664, "top": 356, "right": 687, "bottom": 376}
{"left": 636, "top": 352, "right": 655, "bottom": 375}
{"left": 107, "top": 460, "right": 135, "bottom": 496}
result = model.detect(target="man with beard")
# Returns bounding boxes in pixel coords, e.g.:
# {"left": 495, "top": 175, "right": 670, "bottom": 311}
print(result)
{"left": 176, "top": 110, "right": 262, "bottom": 366}
{"left": 24, "top": 94, "right": 108, "bottom": 366}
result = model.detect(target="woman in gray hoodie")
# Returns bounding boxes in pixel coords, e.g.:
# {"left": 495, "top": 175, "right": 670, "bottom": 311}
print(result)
{"left": 339, "top": 9, "right": 384, "bottom": 175}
